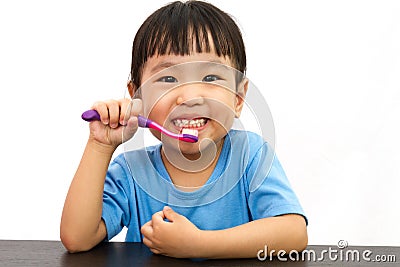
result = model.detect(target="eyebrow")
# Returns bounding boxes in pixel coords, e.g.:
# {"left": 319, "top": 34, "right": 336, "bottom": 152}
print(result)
{"left": 206, "top": 60, "right": 232, "bottom": 71}
{"left": 150, "top": 61, "right": 176, "bottom": 75}
{"left": 150, "top": 59, "right": 232, "bottom": 75}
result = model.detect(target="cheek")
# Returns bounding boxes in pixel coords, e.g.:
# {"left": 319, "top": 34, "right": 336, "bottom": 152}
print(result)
{"left": 146, "top": 104, "right": 165, "bottom": 121}
{"left": 209, "top": 120, "right": 231, "bottom": 135}
{"left": 144, "top": 97, "right": 174, "bottom": 123}
{"left": 206, "top": 93, "right": 237, "bottom": 123}
{"left": 208, "top": 108, "right": 235, "bottom": 134}
{"left": 210, "top": 89, "right": 237, "bottom": 106}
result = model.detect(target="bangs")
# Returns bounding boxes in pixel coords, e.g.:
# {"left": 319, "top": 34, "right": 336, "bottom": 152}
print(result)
{"left": 131, "top": 1, "right": 246, "bottom": 87}
{"left": 145, "top": 3, "right": 228, "bottom": 57}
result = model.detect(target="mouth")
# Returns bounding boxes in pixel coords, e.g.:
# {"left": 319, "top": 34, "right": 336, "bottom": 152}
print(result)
{"left": 172, "top": 117, "right": 209, "bottom": 129}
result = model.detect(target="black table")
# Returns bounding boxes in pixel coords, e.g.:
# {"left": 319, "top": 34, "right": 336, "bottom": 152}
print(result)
{"left": 0, "top": 240, "right": 398, "bottom": 266}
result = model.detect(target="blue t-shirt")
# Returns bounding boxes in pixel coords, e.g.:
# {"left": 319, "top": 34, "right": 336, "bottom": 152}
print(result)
{"left": 102, "top": 130, "right": 306, "bottom": 241}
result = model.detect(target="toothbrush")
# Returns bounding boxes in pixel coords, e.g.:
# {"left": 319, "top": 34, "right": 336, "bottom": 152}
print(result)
{"left": 81, "top": 109, "right": 198, "bottom": 143}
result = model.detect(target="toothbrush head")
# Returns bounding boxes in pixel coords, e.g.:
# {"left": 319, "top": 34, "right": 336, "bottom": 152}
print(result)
{"left": 179, "top": 128, "right": 199, "bottom": 143}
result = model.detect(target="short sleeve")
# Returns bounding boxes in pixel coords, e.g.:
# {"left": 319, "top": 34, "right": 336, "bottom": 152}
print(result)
{"left": 246, "top": 143, "right": 307, "bottom": 224}
{"left": 102, "top": 155, "right": 134, "bottom": 240}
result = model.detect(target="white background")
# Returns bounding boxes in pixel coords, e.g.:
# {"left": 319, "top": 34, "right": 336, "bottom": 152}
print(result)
{"left": 0, "top": 0, "right": 399, "bottom": 246}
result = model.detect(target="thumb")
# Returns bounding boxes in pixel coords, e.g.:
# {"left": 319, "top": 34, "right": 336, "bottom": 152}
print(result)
{"left": 163, "top": 206, "right": 178, "bottom": 222}
{"left": 122, "top": 116, "right": 138, "bottom": 142}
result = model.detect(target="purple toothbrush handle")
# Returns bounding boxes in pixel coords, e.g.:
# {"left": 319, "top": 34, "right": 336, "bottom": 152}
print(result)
{"left": 81, "top": 109, "right": 149, "bottom": 128}
{"left": 137, "top": 115, "right": 150, "bottom": 128}
{"left": 81, "top": 109, "right": 101, "bottom": 121}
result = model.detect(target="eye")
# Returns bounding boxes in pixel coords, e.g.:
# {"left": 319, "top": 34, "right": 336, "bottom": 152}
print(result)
{"left": 202, "top": 75, "right": 222, "bottom": 82}
{"left": 157, "top": 76, "right": 177, "bottom": 83}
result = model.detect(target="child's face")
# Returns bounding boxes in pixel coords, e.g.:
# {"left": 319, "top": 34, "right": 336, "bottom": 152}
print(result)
{"left": 136, "top": 52, "right": 247, "bottom": 157}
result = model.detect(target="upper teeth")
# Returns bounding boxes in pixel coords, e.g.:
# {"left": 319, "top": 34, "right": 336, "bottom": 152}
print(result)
{"left": 173, "top": 118, "right": 207, "bottom": 128}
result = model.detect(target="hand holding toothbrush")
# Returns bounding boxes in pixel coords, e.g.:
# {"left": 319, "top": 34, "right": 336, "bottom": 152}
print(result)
{"left": 84, "top": 98, "right": 142, "bottom": 149}
{"left": 82, "top": 100, "right": 198, "bottom": 144}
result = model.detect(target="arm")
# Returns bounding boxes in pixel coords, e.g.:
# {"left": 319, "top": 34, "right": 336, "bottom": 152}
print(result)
{"left": 60, "top": 99, "right": 139, "bottom": 253}
{"left": 199, "top": 213, "right": 307, "bottom": 259}
{"left": 141, "top": 206, "right": 307, "bottom": 259}
{"left": 60, "top": 140, "right": 114, "bottom": 253}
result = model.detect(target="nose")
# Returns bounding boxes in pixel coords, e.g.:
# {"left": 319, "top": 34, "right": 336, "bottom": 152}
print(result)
{"left": 176, "top": 85, "right": 205, "bottom": 106}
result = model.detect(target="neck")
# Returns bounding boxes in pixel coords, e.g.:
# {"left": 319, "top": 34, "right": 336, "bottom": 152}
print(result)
{"left": 161, "top": 138, "right": 225, "bottom": 191}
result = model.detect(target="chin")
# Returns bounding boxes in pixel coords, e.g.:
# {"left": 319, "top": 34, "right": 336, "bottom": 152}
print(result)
{"left": 177, "top": 142, "right": 202, "bottom": 154}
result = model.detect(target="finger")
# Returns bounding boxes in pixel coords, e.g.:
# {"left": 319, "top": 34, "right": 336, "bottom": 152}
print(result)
{"left": 92, "top": 102, "right": 109, "bottom": 125}
{"left": 151, "top": 210, "right": 166, "bottom": 224}
{"left": 130, "top": 98, "right": 143, "bottom": 116}
{"left": 143, "top": 219, "right": 152, "bottom": 227}
{"left": 119, "top": 98, "right": 132, "bottom": 125}
{"left": 162, "top": 206, "right": 178, "bottom": 222}
{"left": 142, "top": 236, "right": 153, "bottom": 248}
{"left": 122, "top": 116, "right": 138, "bottom": 142}
{"left": 150, "top": 248, "right": 162, "bottom": 255}
{"left": 106, "top": 100, "right": 120, "bottom": 129}
{"left": 140, "top": 221, "right": 153, "bottom": 237}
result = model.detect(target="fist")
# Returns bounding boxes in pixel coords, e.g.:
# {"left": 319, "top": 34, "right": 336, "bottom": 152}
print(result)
{"left": 88, "top": 98, "right": 142, "bottom": 148}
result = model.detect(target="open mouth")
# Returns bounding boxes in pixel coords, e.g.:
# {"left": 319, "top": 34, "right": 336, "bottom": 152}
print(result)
{"left": 172, "top": 118, "right": 208, "bottom": 129}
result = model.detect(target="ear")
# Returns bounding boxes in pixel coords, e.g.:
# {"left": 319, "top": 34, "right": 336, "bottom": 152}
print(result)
{"left": 127, "top": 80, "right": 137, "bottom": 99}
{"left": 234, "top": 78, "right": 249, "bottom": 118}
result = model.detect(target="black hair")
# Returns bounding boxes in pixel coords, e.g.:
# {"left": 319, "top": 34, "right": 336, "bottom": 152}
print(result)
{"left": 130, "top": 0, "right": 246, "bottom": 88}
